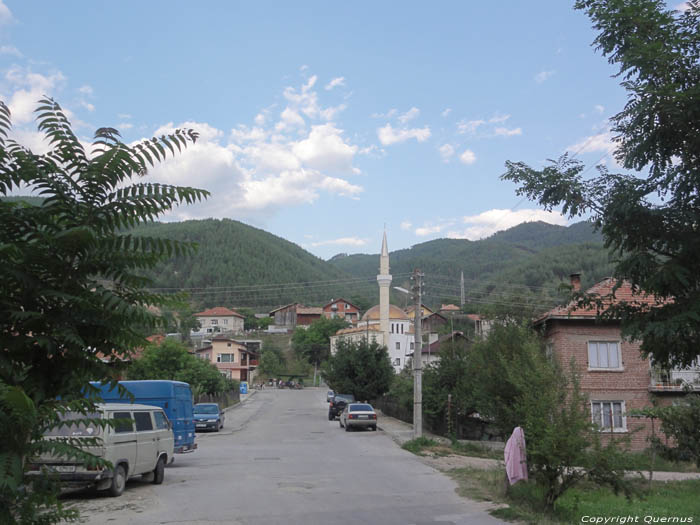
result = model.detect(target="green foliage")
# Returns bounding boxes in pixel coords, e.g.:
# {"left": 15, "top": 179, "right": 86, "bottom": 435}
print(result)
{"left": 237, "top": 307, "right": 271, "bottom": 331}
{"left": 652, "top": 394, "right": 700, "bottom": 467}
{"left": 291, "top": 317, "right": 348, "bottom": 366}
{"left": 422, "top": 339, "right": 474, "bottom": 431}
{"left": 502, "top": 0, "right": 700, "bottom": 367}
{"left": 401, "top": 437, "right": 439, "bottom": 455}
{"left": 0, "top": 98, "right": 206, "bottom": 523}
{"left": 257, "top": 344, "right": 286, "bottom": 378}
{"left": 127, "top": 339, "right": 232, "bottom": 395}
{"left": 323, "top": 339, "right": 394, "bottom": 401}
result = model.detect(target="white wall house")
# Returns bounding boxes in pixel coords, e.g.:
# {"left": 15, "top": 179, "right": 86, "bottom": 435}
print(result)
{"left": 194, "top": 306, "right": 245, "bottom": 335}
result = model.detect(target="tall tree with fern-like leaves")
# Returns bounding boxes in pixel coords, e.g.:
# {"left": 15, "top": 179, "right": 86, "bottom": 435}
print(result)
{"left": 0, "top": 98, "right": 208, "bottom": 524}
{"left": 502, "top": 0, "right": 700, "bottom": 367}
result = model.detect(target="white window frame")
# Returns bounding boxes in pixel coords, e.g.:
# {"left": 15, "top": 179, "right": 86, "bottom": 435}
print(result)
{"left": 211, "top": 319, "right": 218, "bottom": 325}
{"left": 591, "top": 400, "right": 627, "bottom": 432}
{"left": 395, "top": 342, "right": 400, "bottom": 350}
{"left": 587, "top": 341, "right": 623, "bottom": 370}
{"left": 393, "top": 358, "right": 401, "bottom": 366}
{"left": 217, "top": 353, "right": 235, "bottom": 363}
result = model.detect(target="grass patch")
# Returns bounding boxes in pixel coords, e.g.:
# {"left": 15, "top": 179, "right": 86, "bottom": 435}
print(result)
{"left": 448, "top": 467, "right": 700, "bottom": 524}
{"left": 620, "top": 450, "right": 699, "bottom": 473}
{"left": 401, "top": 437, "right": 439, "bottom": 455}
{"left": 450, "top": 440, "right": 503, "bottom": 460}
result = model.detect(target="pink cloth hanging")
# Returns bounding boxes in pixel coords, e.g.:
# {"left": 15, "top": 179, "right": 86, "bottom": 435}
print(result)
{"left": 504, "top": 426, "right": 528, "bottom": 485}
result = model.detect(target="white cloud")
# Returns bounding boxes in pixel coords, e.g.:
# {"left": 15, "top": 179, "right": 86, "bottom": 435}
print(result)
{"left": 397, "top": 107, "right": 420, "bottom": 124}
{"left": 447, "top": 209, "right": 568, "bottom": 240}
{"left": 459, "top": 149, "right": 476, "bottom": 165}
{"left": 534, "top": 70, "right": 555, "bottom": 84}
{"left": 567, "top": 130, "right": 616, "bottom": 156}
{"left": 415, "top": 224, "right": 444, "bottom": 236}
{"left": 0, "top": 45, "right": 21, "bottom": 57}
{"left": 488, "top": 114, "right": 510, "bottom": 124}
{"left": 325, "top": 77, "right": 345, "bottom": 90}
{"left": 310, "top": 236, "right": 367, "bottom": 247}
{"left": 118, "top": 122, "right": 134, "bottom": 130}
{"left": 594, "top": 104, "right": 605, "bottom": 114}
{"left": 292, "top": 123, "right": 358, "bottom": 174}
{"left": 117, "top": 113, "right": 132, "bottom": 119}
{"left": 0, "top": 0, "right": 13, "bottom": 24}
{"left": 457, "top": 119, "right": 485, "bottom": 135}
{"left": 371, "top": 108, "right": 397, "bottom": 119}
{"left": 80, "top": 101, "right": 95, "bottom": 112}
{"left": 78, "top": 85, "right": 93, "bottom": 96}
{"left": 675, "top": 2, "right": 691, "bottom": 11}
{"left": 145, "top": 75, "right": 363, "bottom": 220}
{"left": 494, "top": 127, "right": 522, "bottom": 137}
{"left": 4, "top": 67, "right": 66, "bottom": 124}
{"left": 400, "top": 221, "right": 412, "bottom": 231}
{"left": 439, "top": 144, "right": 455, "bottom": 162}
{"left": 441, "top": 108, "right": 452, "bottom": 117}
{"left": 377, "top": 123, "right": 431, "bottom": 146}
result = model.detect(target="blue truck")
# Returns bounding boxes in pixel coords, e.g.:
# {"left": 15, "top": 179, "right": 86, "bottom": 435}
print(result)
{"left": 90, "top": 380, "right": 197, "bottom": 454}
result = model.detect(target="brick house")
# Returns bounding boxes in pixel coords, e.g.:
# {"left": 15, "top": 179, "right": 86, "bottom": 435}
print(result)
{"left": 194, "top": 306, "right": 245, "bottom": 335}
{"left": 196, "top": 335, "right": 258, "bottom": 383}
{"left": 322, "top": 298, "right": 361, "bottom": 324}
{"left": 535, "top": 274, "right": 699, "bottom": 451}
{"left": 296, "top": 306, "right": 323, "bottom": 327}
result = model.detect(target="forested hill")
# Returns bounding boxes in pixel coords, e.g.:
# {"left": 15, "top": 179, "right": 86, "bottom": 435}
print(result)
{"left": 328, "top": 221, "right": 613, "bottom": 316}
{"left": 133, "top": 219, "right": 353, "bottom": 308}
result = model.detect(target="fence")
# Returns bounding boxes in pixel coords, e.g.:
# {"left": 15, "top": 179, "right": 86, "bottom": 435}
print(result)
{"left": 374, "top": 394, "right": 501, "bottom": 442}
{"left": 195, "top": 388, "right": 240, "bottom": 408}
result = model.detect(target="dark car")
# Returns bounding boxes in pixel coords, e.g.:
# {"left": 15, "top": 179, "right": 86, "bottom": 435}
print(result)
{"left": 328, "top": 393, "right": 355, "bottom": 420}
{"left": 193, "top": 403, "right": 224, "bottom": 432}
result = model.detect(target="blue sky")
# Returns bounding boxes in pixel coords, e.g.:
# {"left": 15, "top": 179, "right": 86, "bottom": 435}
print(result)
{"left": 0, "top": 1, "right": 688, "bottom": 259}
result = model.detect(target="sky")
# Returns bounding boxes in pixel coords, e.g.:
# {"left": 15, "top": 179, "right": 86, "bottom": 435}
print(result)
{"left": 0, "top": 1, "right": 690, "bottom": 259}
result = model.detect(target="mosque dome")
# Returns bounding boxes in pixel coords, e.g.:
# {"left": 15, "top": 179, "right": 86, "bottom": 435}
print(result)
{"left": 361, "top": 304, "right": 409, "bottom": 321}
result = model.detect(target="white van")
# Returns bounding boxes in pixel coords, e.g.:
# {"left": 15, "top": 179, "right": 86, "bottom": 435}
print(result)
{"left": 28, "top": 403, "right": 174, "bottom": 497}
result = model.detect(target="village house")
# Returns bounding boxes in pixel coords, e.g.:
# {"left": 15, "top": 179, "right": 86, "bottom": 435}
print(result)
{"left": 195, "top": 335, "right": 259, "bottom": 383}
{"left": 420, "top": 331, "right": 467, "bottom": 367}
{"left": 322, "top": 298, "right": 361, "bottom": 324}
{"left": 194, "top": 306, "right": 245, "bottom": 335}
{"left": 535, "top": 274, "right": 700, "bottom": 451}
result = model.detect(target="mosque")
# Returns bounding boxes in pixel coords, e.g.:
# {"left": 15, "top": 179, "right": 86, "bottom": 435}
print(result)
{"left": 329, "top": 232, "right": 431, "bottom": 373}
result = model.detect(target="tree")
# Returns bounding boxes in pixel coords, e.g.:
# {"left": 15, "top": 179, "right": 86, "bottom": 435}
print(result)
{"left": 0, "top": 98, "right": 207, "bottom": 523}
{"left": 127, "top": 339, "right": 232, "bottom": 396}
{"left": 322, "top": 339, "right": 393, "bottom": 401}
{"left": 292, "top": 317, "right": 348, "bottom": 384}
{"left": 651, "top": 394, "right": 700, "bottom": 467}
{"left": 501, "top": 0, "right": 700, "bottom": 367}
{"left": 470, "top": 324, "right": 631, "bottom": 510}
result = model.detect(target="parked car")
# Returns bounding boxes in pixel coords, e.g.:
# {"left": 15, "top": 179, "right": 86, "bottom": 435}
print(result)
{"left": 27, "top": 403, "right": 174, "bottom": 497}
{"left": 328, "top": 393, "right": 355, "bottom": 420}
{"left": 339, "top": 403, "right": 378, "bottom": 431}
{"left": 91, "top": 380, "right": 196, "bottom": 453}
{"left": 326, "top": 390, "right": 335, "bottom": 402}
{"left": 193, "top": 403, "right": 224, "bottom": 432}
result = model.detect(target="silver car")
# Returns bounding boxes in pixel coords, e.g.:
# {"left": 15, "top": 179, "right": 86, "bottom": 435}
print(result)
{"left": 339, "top": 403, "right": 377, "bottom": 431}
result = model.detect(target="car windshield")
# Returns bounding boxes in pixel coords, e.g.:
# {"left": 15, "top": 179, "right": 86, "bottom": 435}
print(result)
{"left": 194, "top": 405, "right": 219, "bottom": 414}
{"left": 349, "top": 404, "right": 373, "bottom": 412}
{"left": 334, "top": 394, "right": 355, "bottom": 402}
{"left": 45, "top": 411, "right": 102, "bottom": 437}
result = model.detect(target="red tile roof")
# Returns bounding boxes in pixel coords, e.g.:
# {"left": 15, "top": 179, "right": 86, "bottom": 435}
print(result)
{"left": 440, "top": 304, "right": 460, "bottom": 312}
{"left": 536, "top": 278, "right": 663, "bottom": 324}
{"left": 297, "top": 306, "right": 323, "bottom": 315}
{"left": 323, "top": 298, "right": 360, "bottom": 311}
{"left": 194, "top": 307, "right": 244, "bottom": 318}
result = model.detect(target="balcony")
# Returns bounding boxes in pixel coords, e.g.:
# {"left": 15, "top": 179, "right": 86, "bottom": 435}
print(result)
{"left": 650, "top": 368, "right": 700, "bottom": 392}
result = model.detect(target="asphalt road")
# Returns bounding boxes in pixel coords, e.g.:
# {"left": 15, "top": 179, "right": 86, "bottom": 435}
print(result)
{"left": 67, "top": 388, "right": 505, "bottom": 525}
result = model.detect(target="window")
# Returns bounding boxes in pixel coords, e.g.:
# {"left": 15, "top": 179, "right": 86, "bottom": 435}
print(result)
{"left": 227, "top": 342, "right": 232, "bottom": 347}
{"left": 223, "top": 319, "right": 228, "bottom": 324}
{"left": 153, "top": 411, "right": 169, "bottom": 430}
{"left": 401, "top": 324, "right": 404, "bottom": 334}
{"left": 545, "top": 343, "right": 554, "bottom": 360}
{"left": 395, "top": 342, "right": 400, "bottom": 350}
{"left": 134, "top": 412, "right": 153, "bottom": 431}
{"left": 410, "top": 342, "right": 414, "bottom": 350}
{"left": 591, "top": 401, "right": 625, "bottom": 431}
{"left": 588, "top": 341, "right": 621, "bottom": 369}
{"left": 211, "top": 319, "right": 218, "bottom": 325}
{"left": 113, "top": 412, "right": 133, "bottom": 433}
{"left": 217, "top": 353, "right": 234, "bottom": 363}
{"left": 393, "top": 358, "right": 401, "bottom": 366}
{"left": 391, "top": 323, "right": 394, "bottom": 334}
{"left": 345, "top": 303, "right": 350, "bottom": 309}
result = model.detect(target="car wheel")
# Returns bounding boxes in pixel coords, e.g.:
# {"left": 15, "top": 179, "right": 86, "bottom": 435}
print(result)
{"left": 372, "top": 425, "right": 377, "bottom": 431}
{"left": 328, "top": 413, "right": 333, "bottom": 421}
{"left": 108, "top": 464, "right": 126, "bottom": 497}
{"left": 215, "top": 420, "right": 220, "bottom": 432}
{"left": 345, "top": 423, "right": 350, "bottom": 432}
{"left": 152, "top": 457, "right": 165, "bottom": 485}
{"left": 339, "top": 419, "right": 343, "bottom": 428}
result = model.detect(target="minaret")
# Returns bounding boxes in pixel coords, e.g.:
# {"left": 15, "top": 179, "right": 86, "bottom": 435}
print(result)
{"left": 377, "top": 230, "right": 392, "bottom": 345}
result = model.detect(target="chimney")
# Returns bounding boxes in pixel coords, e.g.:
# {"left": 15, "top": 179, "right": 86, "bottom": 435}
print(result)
{"left": 570, "top": 273, "right": 581, "bottom": 292}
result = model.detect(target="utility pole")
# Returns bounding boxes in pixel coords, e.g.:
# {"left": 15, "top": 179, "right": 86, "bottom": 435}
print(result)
{"left": 460, "top": 271, "right": 465, "bottom": 307}
{"left": 411, "top": 268, "right": 424, "bottom": 439}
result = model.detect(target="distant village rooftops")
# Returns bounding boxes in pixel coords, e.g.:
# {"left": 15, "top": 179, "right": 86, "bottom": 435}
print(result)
{"left": 194, "top": 306, "right": 244, "bottom": 318}
{"left": 296, "top": 306, "right": 323, "bottom": 315}
{"left": 361, "top": 304, "right": 409, "bottom": 321}
{"left": 335, "top": 326, "right": 383, "bottom": 336}
{"left": 440, "top": 303, "right": 460, "bottom": 312}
